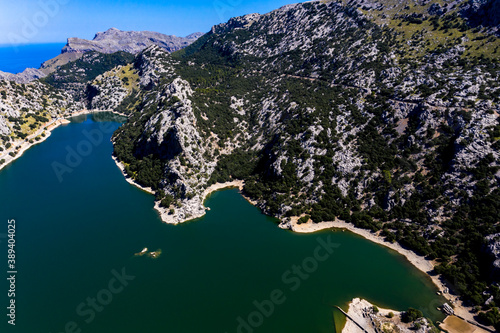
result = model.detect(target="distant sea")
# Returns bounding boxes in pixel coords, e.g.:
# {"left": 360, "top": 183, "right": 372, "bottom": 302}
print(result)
{"left": 0, "top": 43, "right": 65, "bottom": 74}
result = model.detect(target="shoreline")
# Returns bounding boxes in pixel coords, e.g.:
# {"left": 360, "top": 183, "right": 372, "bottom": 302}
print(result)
{"left": 154, "top": 180, "right": 249, "bottom": 224}
{"left": 281, "top": 218, "right": 435, "bottom": 275}
{"left": 202, "top": 180, "right": 245, "bottom": 202}
{"left": 140, "top": 176, "right": 484, "bottom": 329}
{"left": 202, "top": 180, "right": 262, "bottom": 207}
{"left": 341, "top": 298, "right": 403, "bottom": 333}
{"left": 0, "top": 108, "right": 127, "bottom": 173}
{"left": 280, "top": 218, "right": 486, "bottom": 329}
{"left": 111, "top": 155, "right": 155, "bottom": 194}
{"left": 0, "top": 118, "right": 70, "bottom": 172}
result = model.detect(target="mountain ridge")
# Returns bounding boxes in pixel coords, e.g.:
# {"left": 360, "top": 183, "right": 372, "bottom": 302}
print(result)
{"left": 62, "top": 27, "right": 204, "bottom": 54}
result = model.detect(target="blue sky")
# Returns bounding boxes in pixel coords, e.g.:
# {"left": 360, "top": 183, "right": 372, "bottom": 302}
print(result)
{"left": 0, "top": 0, "right": 298, "bottom": 45}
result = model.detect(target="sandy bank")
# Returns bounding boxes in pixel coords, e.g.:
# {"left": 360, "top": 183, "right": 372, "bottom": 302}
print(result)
{"left": 66, "top": 108, "right": 128, "bottom": 118}
{"left": 154, "top": 180, "right": 248, "bottom": 224}
{"left": 202, "top": 180, "right": 244, "bottom": 200}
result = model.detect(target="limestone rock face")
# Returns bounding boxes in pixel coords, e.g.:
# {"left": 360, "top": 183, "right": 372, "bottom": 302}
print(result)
{"left": 62, "top": 28, "right": 204, "bottom": 55}
{"left": 134, "top": 45, "right": 178, "bottom": 88}
{"left": 0, "top": 68, "right": 46, "bottom": 84}
{"left": 0, "top": 116, "right": 10, "bottom": 136}
{"left": 147, "top": 77, "right": 217, "bottom": 223}
{"left": 462, "top": 0, "right": 500, "bottom": 29}
{"left": 486, "top": 234, "right": 500, "bottom": 274}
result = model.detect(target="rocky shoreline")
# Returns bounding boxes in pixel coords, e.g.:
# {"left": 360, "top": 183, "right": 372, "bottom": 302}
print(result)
{"left": 342, "top": 298, "right": 429, "bottom": 333}
{"left": 154, "top": 180, "right": 246, "bottom": 224}
{"left": 341, "top": 298, "right": 491, "bottom": 333}
{"left": 115, "top": 171, "right": 484, "bottom": 329}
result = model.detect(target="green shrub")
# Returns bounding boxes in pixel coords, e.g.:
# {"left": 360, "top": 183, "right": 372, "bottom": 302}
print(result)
{"left": 298, "top": 215, "right": 310, "bottom": 224}
{"left": 402, "top": 308, "right": 423, "bottom": 323}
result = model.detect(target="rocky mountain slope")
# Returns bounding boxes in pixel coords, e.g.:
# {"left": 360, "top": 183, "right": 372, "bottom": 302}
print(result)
{"left": 0, "top": 79, "right": 84, "bottom": 163}
{"left": 103, "top": 0, "right": 500, "bottom": 328}
{"left": 42, "top": 51, "right": 136, "bottom": 103}
{"left": 0, "top": 68, "right": 47, "bottom": 84}
{"left": 462, "top": 0, "right": 500, "bottom": 29}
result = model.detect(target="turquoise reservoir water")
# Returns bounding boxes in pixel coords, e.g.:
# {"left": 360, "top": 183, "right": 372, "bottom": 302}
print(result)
{"left": 0, "top": 114, "right": 444, "bottom": 333}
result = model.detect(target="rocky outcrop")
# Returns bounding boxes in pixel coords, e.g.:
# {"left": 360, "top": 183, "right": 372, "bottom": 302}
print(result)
{"left": 486, "top": 234, "right": 500, "bottom": 277}
{"left": 462, "top": 0, "right": 500, "bottom": 29}
{"left": 139, "top": 77, "right": 217, "bottom": 223}
{"left": 0, "top": 116, "right": 10, "bottom": 136}
{"left": 0, "top": 68, "right": 46, "bottom": 83}
{"left": 62, "top": 28, "right": 204, "bottom": 54}
{"left": 87, "top": 63, "right": 140, "bottom": 111}
{"left": 428, "top": 3, "right": 444, "bottom": 16}
{"left": 134, "top": 45, "right": 178, "bottom": 88}
{"left": 343, "top": 298, "right": 436, "bottom": 333}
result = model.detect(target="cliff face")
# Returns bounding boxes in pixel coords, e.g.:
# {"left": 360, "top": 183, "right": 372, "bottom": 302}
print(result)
{"left": 62, "top": 28, "right": 203, "bottom": 54}
{"left": 462, "top": 0, "right": 500, "bottom": 29}
{"left": 486, "top": 234, "right": 500, "bottom": 278}
{"left": 108, "top": 0, "right": 500, "bottom": 310}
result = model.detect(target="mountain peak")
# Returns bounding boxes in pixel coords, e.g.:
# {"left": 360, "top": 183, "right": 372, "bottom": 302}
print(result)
{"left": 93, "top": 27, "right": 123, "bottom": 40}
